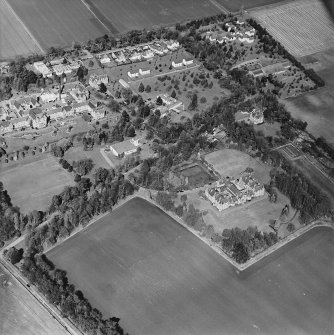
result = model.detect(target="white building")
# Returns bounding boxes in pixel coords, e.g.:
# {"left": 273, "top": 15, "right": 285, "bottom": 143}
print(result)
{"left": 33, "top": 61, "right": 52, "bottom": 77}
{"left": 88, "top": 73, "right": 109, "bottom": 89}
{"left": 139, "top": 68, "right": 151, "bottom": 76}
{"left": 39, "top": 90, "right": 58, "bottom": 103}
{"left": 128, "top": 70, "right": 139, "bottom": 79}
{"left": 100, "top": 54, "right": 111, "bottom": 64}
{"left": 110, "top": 138, "right": 140, "bottom": 157}
{"left": 183, "top": 58, "right": 193, "bottom": 66}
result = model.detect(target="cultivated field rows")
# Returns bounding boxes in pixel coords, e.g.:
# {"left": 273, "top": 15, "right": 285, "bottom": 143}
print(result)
{"left": 252, "top": 0, "right": 334, "bottom": 57}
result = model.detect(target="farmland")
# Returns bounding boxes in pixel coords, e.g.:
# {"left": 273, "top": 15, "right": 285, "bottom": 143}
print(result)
{"left": 47, "top": 197, "right": 333, "bottom": 335}
{"left": 0, "top": 155, "right": 74, "bottom": 213}
{"left": 214, "top": 0, "right": 292, "bottom": 12}
{"left": 0, "top": 265, "right": 68, "bottom": 335}
{"left": 284, "top": 48, "right": 334, "bottom": 145}
{"left": 6, "top": 0, "right": 108, "bottom": 50}
{"left": 251, "top": 0, "right": 334, "bottom": 57}
{"left": 0, "top": 0, "right": 42, "bottom": 60}
{"left": 204, "top": 149, "right": 270, "bottom": 183}
{"left": 84, "top": 0, "right": 221, "bottom": 33}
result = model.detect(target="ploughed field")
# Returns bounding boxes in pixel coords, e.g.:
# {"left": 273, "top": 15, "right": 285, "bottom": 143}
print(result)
{"left": 251, "top": 0, "right": 334, "bottom": 57}
{"left": 47, "top": 197, "right": 334, "bottom": 335}
{"left": 0, "top": 0, "right": 42, "bottom": 59}
{"left": 6, "top": 0, "right": 109, "bottom": 50}
{"left": 215, "top": 0, "right": 292, "bottom": 12}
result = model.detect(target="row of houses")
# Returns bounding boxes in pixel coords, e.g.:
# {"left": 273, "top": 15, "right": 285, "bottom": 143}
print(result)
{"left": 0, "top": 98, "right": 108, "bottom": 135}
{"left": 205, "top": 173, "right": 264, "bottom": 211}
{"left": 33, "top": 59, "right": 81, "bottom": 78}
{"left": 98, "top": 40, "right": 180, "bottom": 65}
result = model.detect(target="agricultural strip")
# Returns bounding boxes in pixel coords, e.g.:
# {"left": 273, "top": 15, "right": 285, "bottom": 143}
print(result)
{"left": 0, "top": 264, "right": 68, "bottom": 335}
{"left": 0, "top": 0, "right": 42, "bottom": 60}
{"left": 0, "top": 155, "right": 74, "bottom": 213}
{"left": 48, "top": 197, "right": 334, "bottom": 335}
{"left": 213, "top": 0, "right": 292, "bottom": 12}
{"left": 251, "top": 0, "right": 334, "bottom": 57}
{"left": 84, "top": 0, "right": 221, "bottom": 34}
{"left": 6, "top": 0, "right": 109, "bottom": 50}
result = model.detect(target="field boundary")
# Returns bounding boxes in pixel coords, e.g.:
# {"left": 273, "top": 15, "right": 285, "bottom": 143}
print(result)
{"left": 132, "top": 193, "right": 334, "bottom": 272}
{"left": 1, "top": 0, "right": 44, "bottom": 54}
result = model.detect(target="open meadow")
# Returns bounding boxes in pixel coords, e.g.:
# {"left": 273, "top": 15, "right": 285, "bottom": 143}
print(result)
{"left": 214, "top": 0, "right": 293, "bottom": 12}
{"left": 6, "top": 0, "right": 108, "bottom": 50}
{"left": 0, "top": 0, "right": 43, "bottom": 60}
{"left": 251, "top": 0, "right": 334, "bottom": 57}
{"left": 0, "top": 154, "right": 74, "bottom": 213}
{"left": 47, "top": 197, "right": 334, "bottom": 335}
{"left": 0, "top": 265, "right": 68, "bottom": 335}
{"left": 84, "top": 0, "right": 220, "bottom": 33}
{"left": 204, "top": 148, "right": 270, "bottom": 183}
{"left": 284, "top": 48, "right": 334, "bottom": 145}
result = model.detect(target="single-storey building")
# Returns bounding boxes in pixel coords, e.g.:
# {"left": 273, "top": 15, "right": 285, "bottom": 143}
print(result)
{"left": 110, "top": 138, "right": 140, "bottom": 157}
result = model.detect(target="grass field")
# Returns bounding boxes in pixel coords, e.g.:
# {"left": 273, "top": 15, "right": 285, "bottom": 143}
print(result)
{"left": 284, "top": 48, "right": 334, "bottom": 145}
{"left": 251, "top": 0, "right": 334, "bottom": 57}
{"left": 6, "top": 0, "right": 108, "bottom": 50}
{"left": 0, "top": 154, "right": 74, "bottom": 213}
{"left": 215, "top": 0, "right": 292, "bottom": 12}
{"left": 184, "top": 188, "right": 299, "bottom": 235}
{"left": 64, "top": 146, "right": 110, "bottom": 177}
{"left": 204, "top": 149, "right": 270, "bottom": 183}
{"left": 85, "top": 0, "right": 221, "bottom": 33}
{"left": 47, "top": 197, "right": 333, "bottom": 335}
{"left": 0, "top": 265, "right": 68, "bottom": 335}
{"left": 0, "top": 0, "right": 42, "bottom": 59}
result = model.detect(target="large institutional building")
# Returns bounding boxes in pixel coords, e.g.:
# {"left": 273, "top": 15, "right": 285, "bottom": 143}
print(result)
{"left": 205, "top": 172, "right": 264, "bottom": 211}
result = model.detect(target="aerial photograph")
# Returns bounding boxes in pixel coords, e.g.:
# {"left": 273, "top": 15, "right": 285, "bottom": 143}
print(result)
{"left": 0, "top": 0, "right": 333, "bottom": 334}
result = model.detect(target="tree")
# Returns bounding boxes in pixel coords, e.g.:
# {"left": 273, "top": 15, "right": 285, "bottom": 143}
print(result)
{"left": 138, "top": 82, "right": 145, "bottom": 92}
{"left": 188, "top": 93, "right": 198, "bottom": 111}
{"left": 171, "top": 90, "right": 176, "bottom": 98}
{"left": 99, "top": 82, "right": 107, "bottom": 93}
{"left": 6, "top": 247, "right": 24, "bottom": 265}
{"left": 73, "top": 159, "right": 94, "bottom": 176}
{"left": 145, "top": 85, "right": 151, "bottom": 93}
{"left": 156, "top": 96, "right": 163, "bottom": 105}
{"left": 232, "top": 242, "right": 249, "bottom": 264}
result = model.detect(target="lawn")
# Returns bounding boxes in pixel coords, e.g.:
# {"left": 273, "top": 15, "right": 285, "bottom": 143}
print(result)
{"left": 0, "top": 0, "right": 42, "bottom": 60}
{"left": 185, "top": 188, "right": 300, "bottom": 236}
{"left": 63, "top": 146, "right": 111, "bottom": 177}
{"left": 7, "top": 0, "right": 108, "bottom": 50}
{"left": 0, "top": 154, "right": 74, "bottom": 213}
{"left": 47, "top": 197, "right": 333, "bottom": 335}
{"left": 205, "top": 148, "right": 270, "bottom": 183}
